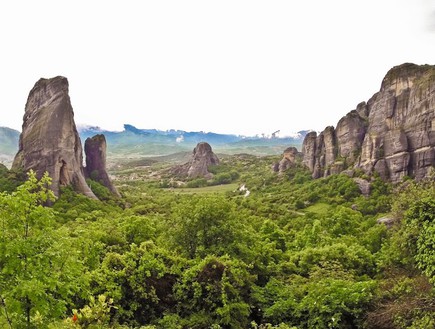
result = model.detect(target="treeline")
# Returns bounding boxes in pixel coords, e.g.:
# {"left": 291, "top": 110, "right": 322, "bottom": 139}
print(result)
{"left": 0, "top": 157, "right": 434, "bottom": 328}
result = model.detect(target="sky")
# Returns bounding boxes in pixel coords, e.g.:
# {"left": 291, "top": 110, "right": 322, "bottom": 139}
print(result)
{"left": 1, "top": 1, "right": 434, "bottom": 137}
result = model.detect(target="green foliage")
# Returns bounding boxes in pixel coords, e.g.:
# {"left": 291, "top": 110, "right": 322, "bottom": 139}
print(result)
{"left": 0, "top": 167, "right": 26, "bottom": 193}
{"left": 0, "top": 171, "right": 85, "bottom": 328}
{"left": 406, "top": 197, "right": 435, "bottom": 283}
{"left": 174, "top": 255, "right": 253, "bottom": 329}
{"left": 1, "top": 153, "right": 433, "bottom": 328}
{"left": 90, "top": 242, "right": 183, "bottom": 327}
{"left": 186, "top": 177, "right": 208, "bottom": 188}
{"left": 167, "top": 195, "right": 247, "bottom": 259}
{"left": 86, "top": 179, "right": 112, "bottom": 201}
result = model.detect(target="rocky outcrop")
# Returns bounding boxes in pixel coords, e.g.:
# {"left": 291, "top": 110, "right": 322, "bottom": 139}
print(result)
{"left": 274, "top": 147, "right": 302, "bottom": 173}
{"left": 302, "top": 131, "right": 317, "bottom": 173}
{"left": 173, "top": 142, "right": 219, "bottom": 179}
{"left": 85, "top": 134, "right": 120, "bottom": 197}
{"left": 302, "top": 63, "right": 435, "bottom": 183}
{"left": 12, "top": 76, "right": 97, "bottom": 198}
{"left": 353, "top": 178, "right": 371, "bottom": 197}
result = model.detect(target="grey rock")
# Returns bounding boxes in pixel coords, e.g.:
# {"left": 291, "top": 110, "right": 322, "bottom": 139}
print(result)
{"left": 353, "top": 178, "right": 371, "bottom": 196}
{"left": 172, "top": 142, "right": 220, "bottom": 179}
{"left": 277, "top": 147, "right": 301, "bottom": 172}
{"left": 85, "top": 134, "right": 120, "bottom": 197}
{"left": 12, "top": 76, "right": 97, "bottom": 198}
{"left": 187, "top": 142, "right": 220, "bottom": 179}
{"left": 302, "top": 63, "right": 435, "bottom": 183}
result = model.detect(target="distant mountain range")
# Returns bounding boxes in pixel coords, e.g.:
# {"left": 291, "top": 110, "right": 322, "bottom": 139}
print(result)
{"left": 0, "top": 126, "right": 20, "bottom": 167}
{"left": 0, "top": 124, "right": 309, "bottom": 167}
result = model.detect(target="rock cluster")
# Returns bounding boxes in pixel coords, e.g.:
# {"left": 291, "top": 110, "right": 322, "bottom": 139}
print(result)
{"left": 12, "top": 76, "right": 117, "bottom": 199}
{"left": 301, "top": 63, "right": 435, "bottom": 183}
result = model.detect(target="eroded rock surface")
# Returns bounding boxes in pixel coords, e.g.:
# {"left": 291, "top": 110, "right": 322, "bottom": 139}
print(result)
{"left": 12, "top": 76, "right": 96, "bottom": 198}
{"left": 275, "top": 147, "right": 302, "bottom": 173}
{"left": 172, "top": 142, "right": 220, "bottom": 179}
{"left": 85, "top": 134, "right": 120, "bottom": 197}
{"left": 302, "top": 63, "right": 435, "bottom": 183}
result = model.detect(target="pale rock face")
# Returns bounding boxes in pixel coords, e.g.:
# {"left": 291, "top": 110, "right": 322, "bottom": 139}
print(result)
{"left": 302, "top": 131, "right": 317, "bottom": 173}
{"left": 335, "top": 111, "right": 367, "bottom": 162}
{"left": 277, "top": 147, "right": 300, "bottom": 172}
{"left": 301, "top": 63, "right": 435, "bottom": 183}
{"left": 320, "top": 126, "right": 337, "bottom": 177}
{"left": 359, "top": 63, "right": 435, "bottom": 182}
{"left": 12, "top": 76, "right": 97, "bottom": 198}
{"left": 302, "top": 129, "right": 337, "bottom": 178}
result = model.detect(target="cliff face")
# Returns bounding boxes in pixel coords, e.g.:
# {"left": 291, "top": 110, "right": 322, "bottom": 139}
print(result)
{"left": 85, "top": 134, "right": 120, "bottom": 197}
{"left": 302, "top": 63, "right": 435, "bottom": 183}
{"left": 12, "top": 76, "right": 97, "bottom": 198}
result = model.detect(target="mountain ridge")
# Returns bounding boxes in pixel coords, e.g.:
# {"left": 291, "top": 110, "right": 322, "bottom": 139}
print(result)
{"left": 1, "top": 124, "right": 308, "bottom": 167}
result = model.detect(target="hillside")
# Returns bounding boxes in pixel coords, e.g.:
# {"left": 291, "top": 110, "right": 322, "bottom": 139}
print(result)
{"left": 0, "top": 64, "right": 434, "bottom": 328}
{"left": 1, "top": 147, "right": 434, "bottom": 328}
{"left": 0, "top": 124, "right": 306, "bottom": 169}
{"left": 0, "top": 126, "right": 19, "bottom": 166}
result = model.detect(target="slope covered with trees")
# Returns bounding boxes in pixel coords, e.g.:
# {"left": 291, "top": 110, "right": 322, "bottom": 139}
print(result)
{"left": 0, "top": 155, "right": 434, "bottom": 328}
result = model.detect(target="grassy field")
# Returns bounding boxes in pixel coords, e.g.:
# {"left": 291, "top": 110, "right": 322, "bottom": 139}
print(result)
{"left": 166, "top": 183, "right": 240, "bottom": 194}
{"left": 304, "top": 202, "right": 332, "bottom": 215}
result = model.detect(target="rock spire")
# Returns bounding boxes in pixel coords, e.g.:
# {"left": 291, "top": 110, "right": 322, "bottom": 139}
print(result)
{"left": 301, "top": 63, "right": 435, "bottom": 183}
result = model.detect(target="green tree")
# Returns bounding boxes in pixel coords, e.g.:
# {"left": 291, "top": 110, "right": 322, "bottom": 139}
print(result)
{"left": 406, "top": 197, "right": 435, "bottom": 284}
{"left": 174, "top": 255, "right": 253, "bottom": 329}
{"left": 168, "top": 195, "right": 242, "bottom": 259}
{"left": 0, "top": 171, "right": 84, "bottom": 328}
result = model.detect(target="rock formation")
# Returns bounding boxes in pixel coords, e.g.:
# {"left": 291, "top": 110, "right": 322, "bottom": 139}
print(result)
{"left": 302, "top": 63, "right": 435, "bottom": 183}
{"left": 12, "top": 76, "right": 97, "bottom": 198}
{"left": 85, "top": 134, "right": 120, "bottom": 197}
{"left": 173, "top": 142, "right": 220, "bottom": 179}
{"left": 274, "top": 146, "right": 302, "bottom": 173}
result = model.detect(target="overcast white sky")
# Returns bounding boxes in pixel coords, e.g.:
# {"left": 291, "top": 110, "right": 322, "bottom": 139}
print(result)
{"left": 1, "top": 0, "right": 434, "bottom": 136}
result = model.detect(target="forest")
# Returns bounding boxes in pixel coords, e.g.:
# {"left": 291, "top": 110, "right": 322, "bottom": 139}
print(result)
{"left": 0, "top": 154, "right": 434, "bottom": 329}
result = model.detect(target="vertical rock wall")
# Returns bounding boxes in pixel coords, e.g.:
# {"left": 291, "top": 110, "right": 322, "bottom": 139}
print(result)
{"left": 85, "top": 134, "right": 120, "bottom": 197}
{"left": 12, "top": 76, "right": 97, "bottom": 198}
{"left": 301, "top": 63, "right": 435, "bottom": 183}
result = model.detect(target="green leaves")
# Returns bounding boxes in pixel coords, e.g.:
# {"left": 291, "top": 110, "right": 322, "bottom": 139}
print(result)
{"left": 0, "top": 171, "right": 84, "bottom": 328}
{"left": 406, "top": 197, "right": 435, "bottom": 284}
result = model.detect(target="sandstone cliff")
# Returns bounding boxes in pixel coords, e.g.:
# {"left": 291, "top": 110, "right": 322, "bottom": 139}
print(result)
{"left": 85, "top": 134, "right": 120, "bottom": 197}
{"left": 302, "top": 63, "right": 435, "bottom": 183}
{"left": 172, "top": 142, "right": 220, "bottom": 179}
{"left": 12, "top": 76, "right": 97, "bottom": 198}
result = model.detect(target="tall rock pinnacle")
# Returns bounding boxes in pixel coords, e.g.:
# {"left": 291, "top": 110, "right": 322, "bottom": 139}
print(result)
{"left": 12, "top": 76, "right": 97, "bottom": 198}
{"left": 85, "top": 134, "right": 120, "bottom": 197}
{"left": 171, "top": 142, "right": 220, "bottom": 179}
